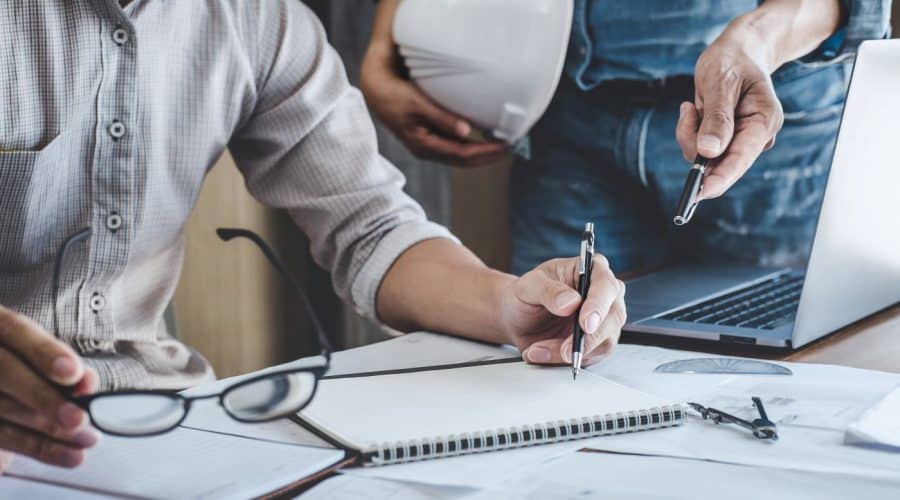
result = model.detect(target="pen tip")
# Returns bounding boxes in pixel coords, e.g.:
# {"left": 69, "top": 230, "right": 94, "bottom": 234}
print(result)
{"left": 572, "top": 368, "right": 578, "bottom": 380}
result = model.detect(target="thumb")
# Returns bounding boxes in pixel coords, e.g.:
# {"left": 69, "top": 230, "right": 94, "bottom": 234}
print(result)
{"left": 695, "top": 84, "right": 739, "bottom": 158}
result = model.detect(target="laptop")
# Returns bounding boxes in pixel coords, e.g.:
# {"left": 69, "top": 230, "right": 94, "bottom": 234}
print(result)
{"left": 623, "top": 39, "right": 900, "bottom": 349}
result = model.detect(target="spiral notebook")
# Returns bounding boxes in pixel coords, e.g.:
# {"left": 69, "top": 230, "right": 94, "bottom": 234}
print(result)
{"left": 295, "top": 359, "right": 684, "bottom": 466}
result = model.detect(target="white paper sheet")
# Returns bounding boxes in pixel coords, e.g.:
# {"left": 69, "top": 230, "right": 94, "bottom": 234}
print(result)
{"left": 579, "top": 417, "right": 900, "bottom": 480}
{"left": 846, "top": 384, "right": 900, "bottom": 450}
{"left": 0, "top": 475, "right": 115, "bottom": 500}
{"left": 339, "top": 440, "right": 581, "bottom": 488}
{"left": 299, "top": 474, "right": 475, "bottom": 500}
{"left": 6, "top": 428, "right": 344, "bottom": 500}
{"left": 468, "top": 450, "right": 900, "bottom": 500}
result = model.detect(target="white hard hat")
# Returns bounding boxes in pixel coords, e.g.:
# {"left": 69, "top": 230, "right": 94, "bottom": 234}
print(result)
{"left": 393, "top": 0, "right": 573, "bottom": 144}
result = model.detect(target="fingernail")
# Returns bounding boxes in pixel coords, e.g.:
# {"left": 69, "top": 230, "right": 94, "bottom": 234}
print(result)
{"left": 52, "top": 357, "right": 78, "bottom": 379}
{"left": 561, "top": 341, "right": 572, "bottom": 363}
{"left": 71, "top": 428, "right": 101, "bottom": 448}
{"left": 57, "top": 403, "right": 84, "bottom": 429}
{"left": 698, "top": 135, "right": 721, "bottom": 155}
{"left": 455, "top": 121, "right": 470, "bottom": 138}
{"left": 555, "top": 291, "right": 580, "bottom": 310}
{"left": 54, "top": 449, "right": 83, "bottom": 468}
{"left": 526, "top": 346, "right": 551, "bottom": 363}
{"left": 586, "top": 312, "right": 602, "bottom": 334}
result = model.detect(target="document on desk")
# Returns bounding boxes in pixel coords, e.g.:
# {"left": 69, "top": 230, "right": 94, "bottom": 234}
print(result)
{"left": 466, "top": 450, "right": 900, "bottom": 500}
{"left": 0, "top": 475, "right": 114, "bottom": 500}
{"left": 4, "top": 427, "right": 345, "bottom": 500}
{"left": 846, "top": 384, "right": 900, "bottom": 450}
{"left": 301, "top": 474, "right": 475, "bottom": 500}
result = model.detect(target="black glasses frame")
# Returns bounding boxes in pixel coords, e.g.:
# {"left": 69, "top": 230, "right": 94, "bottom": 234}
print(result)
{"left": 56, "top": 227, "right": 334, "bottom": 437}
{"left": 70, "top": 364, "right": 329, "bottom": 437}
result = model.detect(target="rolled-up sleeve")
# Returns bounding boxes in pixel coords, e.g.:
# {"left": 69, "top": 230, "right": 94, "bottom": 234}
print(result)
{"left": 227, "top": 0, "right": 457, "bottom": 317}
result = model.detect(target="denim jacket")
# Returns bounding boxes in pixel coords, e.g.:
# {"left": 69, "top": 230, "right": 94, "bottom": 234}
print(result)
{"left": 565, "top": 0, "right": 892, "bottom": 89}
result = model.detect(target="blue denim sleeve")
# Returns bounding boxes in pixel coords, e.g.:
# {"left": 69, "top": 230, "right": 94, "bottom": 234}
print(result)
{"left": 803, "top": 0, "right": 890, "bottom": 63}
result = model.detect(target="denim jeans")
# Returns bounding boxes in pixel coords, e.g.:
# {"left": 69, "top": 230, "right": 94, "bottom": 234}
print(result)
{"left": 510, "top": 62, "right": 851, "bottom": 276}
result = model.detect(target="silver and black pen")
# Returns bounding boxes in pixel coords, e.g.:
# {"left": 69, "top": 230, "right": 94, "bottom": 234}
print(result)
{"left": 571, "top": 222, "right": 594, "bottom": 380}
{"left": 673, "top": 155, "right": 709, "bottom": 226}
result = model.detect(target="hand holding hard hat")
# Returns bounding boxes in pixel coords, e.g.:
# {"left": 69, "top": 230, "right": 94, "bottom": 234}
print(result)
{"left": 360, "top": 0, "right": 573, "bottom": 165}
{"left": 394, "top": 0, "right": 573, "bottom": 144}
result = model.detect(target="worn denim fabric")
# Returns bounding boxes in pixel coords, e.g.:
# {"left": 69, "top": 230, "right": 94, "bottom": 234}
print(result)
{"left": 565, "top": 0, "right": 891, "bottom": 88}
{"left": 510, "top": 1, "right": 890, "bottom": 275}
{"left": 511, "top": 62, "right": 851, "bottom": 275}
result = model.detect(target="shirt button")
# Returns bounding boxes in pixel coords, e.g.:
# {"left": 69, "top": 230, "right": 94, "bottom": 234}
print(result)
{"left": 112, "top": 27, "right": 129, "bottom": 46}
{"left": 106, "top": 212, "right": 123, "bottom": 232}
{"left": 578, "top": 46, "right": 586, "bottom": 56}
{"left": 108, "top": 120, "right": 126, "bottom": 140}
{"left": 90, "top": 293, "right": 107, "bottom": 313}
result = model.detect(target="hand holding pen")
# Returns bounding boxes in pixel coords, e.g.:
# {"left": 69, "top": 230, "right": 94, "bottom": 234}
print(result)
{"left": 503, "top": 223, "right": 627, "bottom": 370}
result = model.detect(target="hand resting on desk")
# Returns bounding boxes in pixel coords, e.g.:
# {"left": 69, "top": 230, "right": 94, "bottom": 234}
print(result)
{"left": 0, "top": 305, "right": 100, "bottom": 472}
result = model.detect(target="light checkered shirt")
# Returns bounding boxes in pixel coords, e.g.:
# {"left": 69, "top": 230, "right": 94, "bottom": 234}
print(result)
{"left": 0, "top": 0, "right": 455, "bottom": 389}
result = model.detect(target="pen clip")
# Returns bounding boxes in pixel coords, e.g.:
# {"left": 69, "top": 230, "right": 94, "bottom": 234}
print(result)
{"left": 578, "top": 223, "right": 594, "bottom": 275}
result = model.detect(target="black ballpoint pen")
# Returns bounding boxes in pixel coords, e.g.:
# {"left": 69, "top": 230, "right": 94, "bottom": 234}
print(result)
{"left": 673, "top": 155, "right": 709, "bottom": 226}
{"left": 572, "top": 222, "right": 594, "bottom": 380}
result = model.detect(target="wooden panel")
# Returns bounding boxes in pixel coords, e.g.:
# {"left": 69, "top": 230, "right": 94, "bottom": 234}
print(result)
{"left": 172, "top": 153, "right": 291, "bottom": 378}
{"left": 450, "top": 158, "right": 513, "bottom": 272}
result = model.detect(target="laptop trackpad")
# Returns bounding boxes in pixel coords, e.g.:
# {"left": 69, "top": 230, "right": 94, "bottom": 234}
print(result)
{"left": 624, "top": 265, "right": 782, "bottom": 322}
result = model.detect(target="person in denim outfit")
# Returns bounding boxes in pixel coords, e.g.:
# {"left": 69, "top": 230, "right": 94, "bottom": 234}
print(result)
{"left": 362, "top": 1, "right": 891, "bottom": 276}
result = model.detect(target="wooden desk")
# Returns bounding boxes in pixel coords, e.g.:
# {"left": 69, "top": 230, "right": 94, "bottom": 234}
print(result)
{"left": 623, "top": 304, "right": 900, "bottom": 373}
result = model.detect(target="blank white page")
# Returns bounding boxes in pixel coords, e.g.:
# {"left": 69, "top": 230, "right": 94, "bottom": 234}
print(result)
{"left": 300, "top": 361, "right": 675, "bottom": 448}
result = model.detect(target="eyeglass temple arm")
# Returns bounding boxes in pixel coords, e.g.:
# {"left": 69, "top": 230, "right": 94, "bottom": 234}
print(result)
{"left": 216, "top": 228, "right": 334, "bottom": 360}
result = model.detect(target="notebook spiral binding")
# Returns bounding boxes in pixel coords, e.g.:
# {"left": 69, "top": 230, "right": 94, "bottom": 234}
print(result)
{"left": 368, "top": 404, "right": 685, "bottom": 466}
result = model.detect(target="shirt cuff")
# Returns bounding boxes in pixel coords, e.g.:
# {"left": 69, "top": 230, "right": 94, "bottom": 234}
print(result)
{"left": 350, "top": 221, "right": 460, "bottom": 319}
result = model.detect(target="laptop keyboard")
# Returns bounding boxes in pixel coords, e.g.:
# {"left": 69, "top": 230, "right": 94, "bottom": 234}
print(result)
{"left": 659, "top": 273, "right": 803, "bottom": 330}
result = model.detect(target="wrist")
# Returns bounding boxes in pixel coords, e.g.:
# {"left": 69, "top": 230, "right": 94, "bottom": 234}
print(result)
{"left": 488, "top": 270, "right": 519, "bottom": 345}
{"left": 720, "top": 12, "right": 781, "bottom": 73}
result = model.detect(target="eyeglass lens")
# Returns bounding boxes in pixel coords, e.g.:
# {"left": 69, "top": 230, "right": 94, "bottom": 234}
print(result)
{"left": 222, "top": 372, "right": 318, "bottom": 422}
{"left": 88, "top": 394, "right": 187, "bottom": 435}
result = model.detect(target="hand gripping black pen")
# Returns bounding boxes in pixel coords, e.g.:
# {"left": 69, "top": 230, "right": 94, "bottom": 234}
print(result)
{"left": 571, "top": 222, "right": 594, "bottom": 380}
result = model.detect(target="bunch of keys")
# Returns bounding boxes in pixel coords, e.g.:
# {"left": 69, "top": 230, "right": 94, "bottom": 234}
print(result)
{"left": 688, "top": 397, "right": 778, "bottom": 441}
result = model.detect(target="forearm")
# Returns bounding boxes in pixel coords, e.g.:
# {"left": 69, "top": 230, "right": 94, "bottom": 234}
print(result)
{"left": 724, "top": 0, "right": 844, "bottom": 72}
{"left": 376, "top": 239, "right": 515, "bottom": 345}
{"left": 366, "top": 0, "right": 401, "bottom": 59}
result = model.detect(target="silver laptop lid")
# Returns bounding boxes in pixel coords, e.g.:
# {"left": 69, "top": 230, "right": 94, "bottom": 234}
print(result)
{"left": 793, "top": 40, "right": 900, "bottom": 347}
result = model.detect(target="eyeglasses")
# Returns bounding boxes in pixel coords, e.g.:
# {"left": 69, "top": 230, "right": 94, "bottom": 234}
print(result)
{"left": 53, "top": 227, "right": 333, "bottom": 437}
